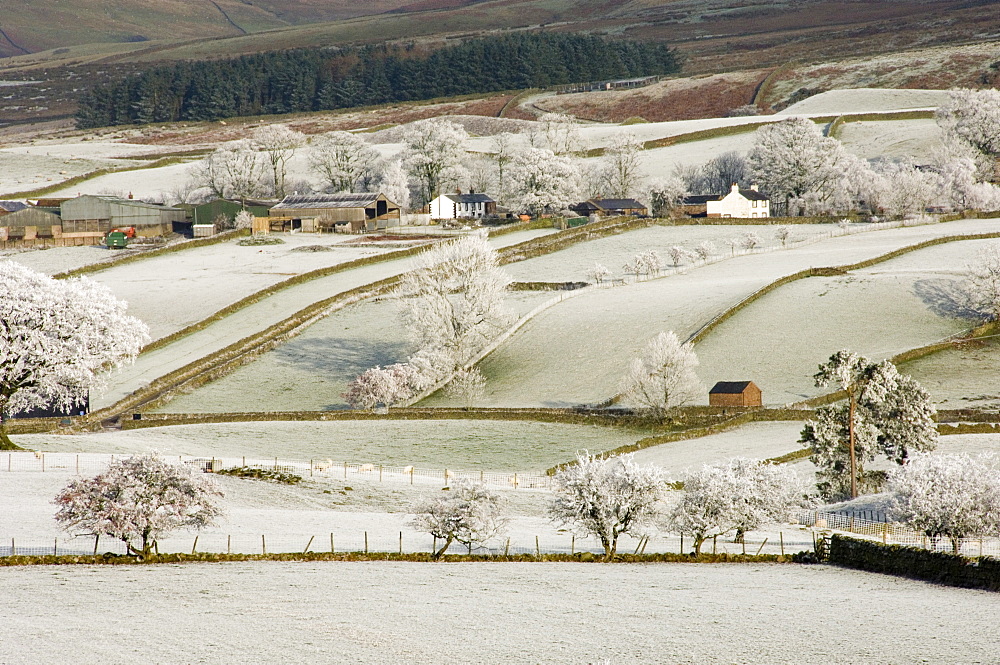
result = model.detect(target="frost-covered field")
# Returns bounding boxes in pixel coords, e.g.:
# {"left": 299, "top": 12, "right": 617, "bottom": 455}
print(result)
{"left": 901, "top": 336, "right": 1000, "bottom": 410}
{"left": 778, "top": 88, "right": 951, "bottom": 115}
{"left": 836, "top": 118, "right": 943, "bottom": 161}
{"left": 630, "top": 422, "right": 805, "bottom": 473}
{"left": 12, "top": 419, "right": 643, "bottom": 471}
{"left": 505, "top": 223, "right": 833, "bottom": 283}
{"left": 2, "top": 560, "right": 997, "bottom": 665}
{"left": 0, "top": 243, "right": 119, "bottom": 274}
{"left": 90, "top": 228, "right": 551, "bottom": 409}
{"left": 428, "top": 219, "right": 1000, "bottom": 408}
{"left": 154, "top": 289, "right": 554, "bottom": 413}
{"left": 695, "top": 239, "right": 985, "bottom": 405}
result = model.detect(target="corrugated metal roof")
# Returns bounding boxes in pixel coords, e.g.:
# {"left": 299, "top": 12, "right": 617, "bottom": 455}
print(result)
{"left": 272, "top": 194, "right": 380, "bottom": 210}
{"left": 593, "top": 198, "right": 646, "bottom": 210}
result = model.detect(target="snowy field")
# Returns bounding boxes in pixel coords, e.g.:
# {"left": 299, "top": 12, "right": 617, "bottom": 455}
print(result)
{"left": 11, "top": 419, "right": 644, "bottom": 472}
{"left": 505, "top": 223, "right": 833, "bottom": 283}
{"left": 836, "top": 118, "right": 943, "bottom": 161}
{"left": 778, "top": 88, "right": 951, "bottom": 115}
{"left": 901, "top": 336, "right": 1000, "bottom": 410}
{"left": 153, "top": 289, "right": 553, "bottom": 413}
{"left": 695, "top": 239, "right": 985, "bottom": 405}
{"left": 90, "top": 227, "right": 552, "bottom": 409}
{"left": 1, "top": 560, "right": 998, "bottom": 665}
{"left": 426, "top": 219, "right": 1000, "bottom": 408}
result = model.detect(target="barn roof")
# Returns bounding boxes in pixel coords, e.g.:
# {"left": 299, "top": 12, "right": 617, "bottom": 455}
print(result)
{"left": 0, "top": 201, "right": 27, "bottom": 213}
{"left": 272, "top": 193, "right": 382, "bottom": 210}
{"left": 593, "top": 198, "right": 646, "bottom": 210}
{"left": 682, "top": 195, "right": 721, "bottom": 205}
{"left": 709, "top": 381, "right": 758, "bottom": 394}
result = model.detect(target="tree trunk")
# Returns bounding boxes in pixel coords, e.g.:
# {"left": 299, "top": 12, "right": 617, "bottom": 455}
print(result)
{"left": 848, "top": 391, "right": 858, "bottom": 499}
{"left": 0, "top": 398, "right": 25, "bottom": 450}
{"left": 433, "top": 535, "right": 454, "bottom": 559}
{"left": 601, "top": 534, "right": 617, "bottom": 561}
{"left": 693, "top": 537, "right": 706, "bottom": 556}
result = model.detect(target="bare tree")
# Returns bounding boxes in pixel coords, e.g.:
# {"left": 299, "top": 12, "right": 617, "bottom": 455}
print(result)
{"left": 965, "top": 242, "right": 1000, "bottom": 319}
{"left": 550, "top": 452, "right": 667, "bottom": 560}
{"left": 445, "top": 367, "right": 487, "bottom": 409}
{"left": 401, "top": 118, "right": 470, "bottom": 205}
{"left": 699, "top": 151, "right": 750, "bottom": 195}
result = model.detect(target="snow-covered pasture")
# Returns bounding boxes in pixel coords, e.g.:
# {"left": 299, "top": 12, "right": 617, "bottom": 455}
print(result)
{"left": 11, "top": 419, "right": 644, "bottom": 472}
{"left": 1, "top": 243, "right": 132, "bottom": 275}
{"left": 504, "top": 223, "right": 833, "bottom": 283}
{"left": 695, "top": 239, "right": 988, "bottom": 405}
{"left": 79, "top": 234, "right": 416, "bottom": 341}
{"left": 778, "top": 88, "right": 952, "bottom": 115}
{"left": 428, "top": 219, "right": 1000, "bottom": 408}
{"left": 901, "top": 336, "right": 1000, "bottom": 410}
{"left": 89, "top": 228, "right": 551, "bottom": 410}
{"left": 836, "top": 118, "right": 943, "bottom": 161}
{"left": 2, "top": 559, "right": 997, "bottom": 664}
{"left": 151, "top": 289, "right": 554, "bottom": 413}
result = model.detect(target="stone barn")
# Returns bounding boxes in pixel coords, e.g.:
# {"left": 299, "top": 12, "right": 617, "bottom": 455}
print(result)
{"left": 708, "top": 381, "right": 762, "bottom": 407}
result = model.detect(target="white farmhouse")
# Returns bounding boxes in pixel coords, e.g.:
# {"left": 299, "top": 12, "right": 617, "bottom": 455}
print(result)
{"left": 429, "top": 192, "right": 497, "bottom": 220}
{"left": 706, "top": 184, "right": 770, "bottom": 218}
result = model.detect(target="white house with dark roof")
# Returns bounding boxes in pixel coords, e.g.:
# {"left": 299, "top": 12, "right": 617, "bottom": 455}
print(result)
{"left": 706, "top": 184, "right": 770, "bottom": 218}
{"left": 429, "top": 192, "right": 497, "bottom": 220}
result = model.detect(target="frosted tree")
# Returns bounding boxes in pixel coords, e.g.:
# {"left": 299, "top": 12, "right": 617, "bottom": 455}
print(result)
{"left": 53, "top": 453, "right": 224, "bottom": 558}
{"left": 647, "top": 175, "right": 687, "bottom": 218}
{"left": 587, "top": 263, "right": 612, "bottom": 284}
{"left": 531, "top": 112, "right": 582, "bottom": 156}
{"left": 888, "top": 453, "right": 1000, "bottom": 554}
{"left": 309, "top": 131, "right": 380, "bottom": 193}
{"left": 773, "top": 226, "right": 790, "bottom": 247}
{"left": 937, "top": 157, "right": 1000, "bottom": 212}
{"left": 600, "top": 131, "right": 645, "bottom": 198}
{"left": 739, "top": 231, "right": 761, "bottom": 251}
{"left": 253, "top": 124, "right": 305, "bottom": 198}
{"left": 505, "top": 146, "right": 582, "bottom": 217}
{"left": 342, "top": 364, "right": 416, "bottom": 411}
{"left": 0, "top": 262, "right": 149, "bottom": 449}
{"left": 664, "top": 458, "right": 803, "bottom": 554}
{"left": 637, "top": 250, "right": 665, "bottom": 275}
{"left": 491, "top": 132, "right": 516, "bottom": 202}
{"left": 964, "top": 242, "right": 1000, "bottom": 319}
{"left": 379, "top": 159, "right": 412, "bottom": 212}
{"left": 936, "top": 89, "right": 1000, "bottom": 174}
{"left": 550, "top": 452, "right": 667, "bottom": 560}
{"left": 667, "top": 246, "right": 693, "bottom": 267}
{"left": 802, "top": 351, "right": 937, "bottom": 500}
{"left": 401, "top": 118, "right": 470, "bottom": 205}
{"left": 411, "top": 479, "right": 508, "bottom": 558}
{"left": 619, "top": 331, "right": 703, "bottom": 420}
{"left": 870, "top": 159, "right": 940, "bottom": 218}
{"left": 694, "top": 240, "right": 716, "bottom": 261}
{"left": 234, "top": 209, "right": 254, "bottom": 231}
{"left": 445, "top": 367, "right": 487, "bottom": 409}
{"left": 191, "top": 139, "right": 266, "bottom": 203}
{"left": 747, "top": 118, "right": 849, "bottom": 215}
{"left": 397, "top": 233, "right": 512, "bottom": 372}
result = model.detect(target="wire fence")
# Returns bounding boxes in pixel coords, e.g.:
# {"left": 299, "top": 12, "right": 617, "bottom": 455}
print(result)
{"left": 0, "top": 452, "right": 554, "bottom": 490}
{"left": 796, "top": 509, "right": 1000, "bottom": 558}
{"left": 0, "top": 528, "right": 818, "bottom": 559}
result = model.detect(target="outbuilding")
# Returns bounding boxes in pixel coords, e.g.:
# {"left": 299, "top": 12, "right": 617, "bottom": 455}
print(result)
{"left": 60, "top": 195, "right": 185, "bottom": 237}
{"left": 708, "top": 381, "right": 762, "bottom": 407}
{"left": 269, "top": 193, "right": 400, "bottom": 233}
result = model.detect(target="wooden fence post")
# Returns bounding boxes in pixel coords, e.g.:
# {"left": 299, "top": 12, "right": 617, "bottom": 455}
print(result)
{"left": 262, "top": 534, "right": 267, "bottom": 555}
{"left": 535, "top": 535, "right": 540, "bottom": 558}
{"left": 713, "top": 535, "right": 717, "bottom": 555}
{"left": 504, "top": 538, "right": 510, "bottom": 557}
{"left": 680, "top": 535, "right": 683, "bottom": 554}
{"left": 192, "top": 536, "right": 199, "bottom": 555}
{"left": 755, "top": 538, "right": 768, "bottom": 556}
{"left": 571, "top": 535, "right": 575, "bottom": 555}
{"left": 330, "top": 533, "right": 334, "bottom": 553}
{"left": 304, "top": 536, "right": 314, "bottom": 554}
{"left": 54, "top": 538, "right": 58, "bottom": 556}
{"left": 11, "top": 538, "right": 14, "bottom": 556}
{"left": 399, "top": 531, "right": 403, "bottom": 555}
{"left": 227, "top": 535, "right": 231, "bottom": 555}
{"left": 780, "top": 532, "right": 784, "bottom": 556}
{"left": 94, "top": 534, "right": 100, "bottom": 556}
{"left": 344, "top": 462, "right": 348, "bottom": 479}
{"left": 310, "top": 460, "right": 313, "bottom": 477}
{"left": 364, "top": 531, "right": 368, "bottom": 554}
